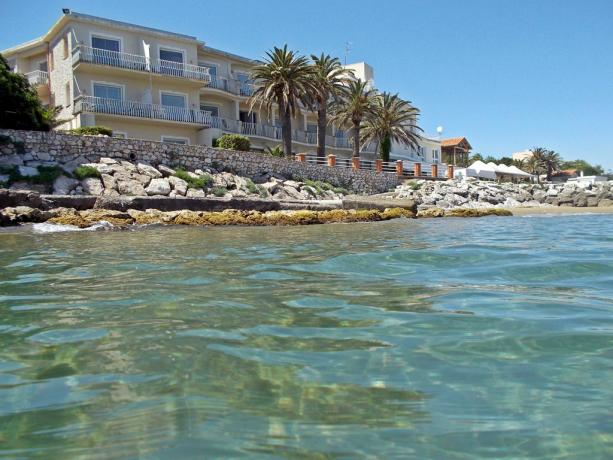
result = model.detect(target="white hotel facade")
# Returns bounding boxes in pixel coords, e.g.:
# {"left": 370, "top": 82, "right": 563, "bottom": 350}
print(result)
{"left": 3, "top": 10, "right": 443, "bottom": 167}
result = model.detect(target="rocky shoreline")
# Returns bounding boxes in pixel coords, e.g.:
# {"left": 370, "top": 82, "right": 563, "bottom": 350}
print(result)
{"left": 388, "top": 178, "right": 613, "bottom": 210}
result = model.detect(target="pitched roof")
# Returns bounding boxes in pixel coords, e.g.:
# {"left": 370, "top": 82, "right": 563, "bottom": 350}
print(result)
{"left": 441, "top": 137, "right": 471, "bottom": 149}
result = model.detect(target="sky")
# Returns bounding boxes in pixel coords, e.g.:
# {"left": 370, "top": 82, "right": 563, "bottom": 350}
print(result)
{"left": 1, "top": 0, "right": 612, "bottom": 170}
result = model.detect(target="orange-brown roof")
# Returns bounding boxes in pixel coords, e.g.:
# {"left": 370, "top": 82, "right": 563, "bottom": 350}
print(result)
{"left": 441, "top": 137, "right": 472, "bottom": 149}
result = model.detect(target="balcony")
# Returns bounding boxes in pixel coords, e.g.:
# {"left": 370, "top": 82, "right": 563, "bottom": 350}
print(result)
{"left": 74, "top": 96, "right": 212, "bottom": 126}
{"left": 205, "top": 76, "right": 255, "bottom": 97}
{"left": 213, "top": 117, "right": 375, "bottom": 152}
{"left": 72, "top": 45, "right": 211, "bottom": 83}
{"left": 25, "top": 70, "right": 49, "bottom": 86}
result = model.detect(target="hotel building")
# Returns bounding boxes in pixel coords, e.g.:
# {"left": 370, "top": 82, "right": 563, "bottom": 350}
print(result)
{"left": 2, "top": 10, "right": 444, "bottom": 167}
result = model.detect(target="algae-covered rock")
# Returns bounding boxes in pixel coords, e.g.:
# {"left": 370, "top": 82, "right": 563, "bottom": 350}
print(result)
{"left": 417, "top": 208, "right": 446, "bottom": 218}
{"left": 446, "top": 208, "right": 513, "bottom": 217}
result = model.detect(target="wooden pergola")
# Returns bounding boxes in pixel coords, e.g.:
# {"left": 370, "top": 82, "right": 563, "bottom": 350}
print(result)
{"left": 441, "top": 137, "right": 472, "bottom": 166}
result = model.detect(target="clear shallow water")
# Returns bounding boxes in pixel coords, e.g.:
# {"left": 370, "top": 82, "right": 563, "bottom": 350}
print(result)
{"left": 1, "top": 215, "right": 612, "bottom": 459}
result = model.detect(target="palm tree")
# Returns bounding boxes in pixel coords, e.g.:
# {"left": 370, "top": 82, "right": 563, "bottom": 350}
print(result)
{"left": 543, "top": 150, "right": 562, "bottom": 181}
{"left": 329, "top": 79, "right": 378, "bottom": 158}
{"left": 529, "top": 147, "right": 548, "bottom": 183}
{"left": 361, "top": 92, "right": 422, "bottom": 162}
{"left": 248, "top": 45, "right": 315, "bottom": 157}
{"left": 308, "top": 54, "right": 352, "bottom": 159}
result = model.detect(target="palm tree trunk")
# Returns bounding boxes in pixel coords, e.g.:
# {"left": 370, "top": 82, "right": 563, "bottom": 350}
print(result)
{"left": 317, "top": 107, "right": 326, "bottom": 159}
{"left": 352, "top": 122, "right": 360, "bottom": 158}
{"left": 547, "top": 164, "right": 553, "bottom": 182}
{"left": 279, "top": 101, "right": 292, "bottom": 157}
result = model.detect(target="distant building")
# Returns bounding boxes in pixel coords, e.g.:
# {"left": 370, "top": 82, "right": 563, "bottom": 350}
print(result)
{"left": 512, "top": 150, "right": 533, "bottom": 162}
{"left": 441, "top": 137, "right": 472, "bottom": 166}
{"left": 342, "top": 62, "right": 375, "bottom": 89}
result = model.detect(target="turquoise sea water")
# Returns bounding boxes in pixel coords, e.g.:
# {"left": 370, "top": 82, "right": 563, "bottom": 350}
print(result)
{"left": 0, "top": 214, "right": 612, "bottom": 459}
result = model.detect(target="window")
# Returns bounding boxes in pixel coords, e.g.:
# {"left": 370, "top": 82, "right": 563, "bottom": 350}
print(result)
{"left": 38, "top": 61, "right": 48, "bottom": 72}
{"left": 159, "top": 48, "right": 183, "bottom": 63}
{"left": 200, "top": 104, "right": 219, "bottom": 117}
{"left": 92, "top": 36, "right": 120, "bottom": 52}
{"left": 239, "top": 110, "right": 256, "bottom": 123}
{"left": 162, "top": 136, "right": 189, "bottom": 145}
{"left": 65, "top": 82, "right": 71, "bottom": 107}
{"left": 161, "top": 92, "right": 186, "bottom": 108}
{"left": 200, "top": 63, "right": 218, "bottom": 86}
{"left": 93, "top": 83, "right": 122, "bottom": 100}
{"left": 306, "top": 123, "right": 317, "bottom": 133}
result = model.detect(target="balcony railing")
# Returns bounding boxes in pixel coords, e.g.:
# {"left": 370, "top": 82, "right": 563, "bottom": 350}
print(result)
{"left": 25, "top": 70, "right": 49, "bottom": 86}
{"left": 206, "top": 76, "right": 255, "bottom": 97}
{"left": 211, "top": 117, "right": 375, "bottom": 152}
{"left": 72, "top": 45, "right": 211, "bottom": 83}
{"left": 75, "top": 96, "right": 212, "bottom": 126}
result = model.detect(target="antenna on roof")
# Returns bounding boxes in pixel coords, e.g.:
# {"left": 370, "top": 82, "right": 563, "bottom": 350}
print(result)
{"left": 62, "top": 8, "right": 70, "bottom": 14}
{"left": 344, "top": 42, "right": 352, "bottom": 66}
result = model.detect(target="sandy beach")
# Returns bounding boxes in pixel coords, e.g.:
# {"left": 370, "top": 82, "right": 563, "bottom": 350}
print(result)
{"left": 511, "top": 206, "right": 613, "bottom": 216}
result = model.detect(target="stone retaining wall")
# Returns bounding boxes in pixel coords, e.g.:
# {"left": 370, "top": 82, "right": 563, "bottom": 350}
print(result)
{"left": 0, "top": 129, "right": 398, "bottom": 194}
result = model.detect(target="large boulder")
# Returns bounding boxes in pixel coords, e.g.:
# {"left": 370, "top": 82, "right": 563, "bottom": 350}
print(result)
{"left": 82, "top": 177, "right": 104, "bottom": 196}
{"left": 145, "top": 178, "right": 171, "bottom": 196}
{"left": 117, "top": 179, "right": 147, "bottom": 196}
{"left": 101, "top": 173, "right": 117, "bottom": 191}
{"left": 598, "top": 198, "right": 613, "bottom": 207}
{"left": 53, "top": 175, "right": 79, "bottom": 195}
{"left": 168, "top": 176, "right": 188, "bottom": 196}
{"left": 17, "top": 166, "right": 38, "bottom": 177}
{"left": 136, "top": 163, "right": 163, "bottom": 178}
{"left": 157, "top": 165, "right": 176, "bottom": 177}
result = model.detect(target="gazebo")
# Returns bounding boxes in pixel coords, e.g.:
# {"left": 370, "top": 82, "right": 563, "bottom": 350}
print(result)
{"left": 441, "top": 137, "right": 472, "bottom": 166}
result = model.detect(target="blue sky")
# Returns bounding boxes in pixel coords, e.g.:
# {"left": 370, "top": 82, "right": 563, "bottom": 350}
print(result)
{"left": 2, "top": 0, "right": 612, "bottom": 169}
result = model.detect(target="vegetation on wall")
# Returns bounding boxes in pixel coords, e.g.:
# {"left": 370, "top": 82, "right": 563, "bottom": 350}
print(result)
{"left": 68, "top": 126, "right": 113, "bottom": 136}
{"left": 217, "top": 134, "right": 251, "bottom": 151}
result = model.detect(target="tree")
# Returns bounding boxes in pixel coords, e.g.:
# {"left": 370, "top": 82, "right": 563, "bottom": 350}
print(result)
{"left": 329, "top": 78, "right": 378, "bottom": 158}
{"left": 470, "top": 153, "right": 484, "bottom": 163}
{"left": 560, "top": 159, "right": 604, "bottom": 176}
{"left": 248, "top": 45, "right": 316, "bottom": 157}
{"left": 529, "top": 147, "right": 549, "bottom": 183}
{"left": 512, "top": 158, "right": 526, "bottom": 169}
{"left": 361, "top": 92, "right": 422, "bottom": 162}
{"left": 308, "top": 54, "right": 351, "bottom": 159}
{"left": 498, "top": 156, "right": 514, "bottom": 166}
{"left": 543, "top": 150, "right": 561, "bottom": 181}
{"left": 0, "top": 53, "right": 57, "bottom": 131}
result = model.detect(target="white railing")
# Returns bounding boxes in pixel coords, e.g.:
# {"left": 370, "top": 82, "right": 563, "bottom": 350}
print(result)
{"left": 72, "top": 45, "right": 210, "bottom": 83}
{"left": 75, "top": 96, "right": 212, "bottom": 125}
{"left": 25, "top": 70, "right": 49, "bottom": 86}
{"left": 205, "top": 76, "right": 255, "bottom": 96}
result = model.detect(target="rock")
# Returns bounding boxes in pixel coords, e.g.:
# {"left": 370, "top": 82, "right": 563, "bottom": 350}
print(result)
{"left": 168, "top": 176, "right": 188, "bottom": 196}
{"left": 213, "top": 172, "right": 235, "bottom": 189}
{"left": 0, "top": 206, "right": 43, "bottom": 226}
{"left": 279, "top": 185, "right": 304, "bottom": 200}
{"left": 598, "top": 198, "right": 613, "bottom": 207}
{"left": 284, "top": 180, "right": 302, "bottom": 190}
{"left": 145, "top": 178, "right": 171, "bottom": 196}
{"left": 101, "top": 174, "right": 117, "bottom": 191}
{"left": 260, "top": 181, "right": 279, "bottom": 194}
{"left": 17, "top": 166, "right": 38, "bottom": 177}
{"left": 587, "top": 197, "right": 599, "bottom": 207}
{"left": 117, "top": 179, "right": 147, "bottom": 196}
{"left": 53, "top": 175, "right": 79, "bottom": 195}
{"left": 158, "top": 165, "right": 176, "bottom": 177}
{"left": 573, "top": 193, "right": 588, "bottom": 207}
{"left": 0, "top": 189, "right": 43, "bottom": 209}
{"left": 136, "top": 163, "right": 162, "bottom": 178}
{"left": 99, "top": 157, "right": 118, "bottom": 164}
{"left": 132, "top": 173, "right": 152, "bottom": 187}
{"left": 82, "top": 177, "right": 104, "bottom": 196}
{"left": 186, "top": 189, "right": 205, "bottom": 198}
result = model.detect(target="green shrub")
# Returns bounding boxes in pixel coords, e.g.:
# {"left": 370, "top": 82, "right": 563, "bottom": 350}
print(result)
{"left": 245, "top": 178, "right": 258, "bottom": 194}
{"left": 69, "top": 126, "right": 113, "bottom": 136}
{"left": 332, "top": 186, "right": 349, "bottom": 195}
{"left": 73, "top": 165, "right": 101, "bottom": 180}
{"left": 31, "top": 165, "right": 64, "bottom": 184}
{"left": 211, "top": 186, "right": 228, "bottom": 197}
{"left": 407, "top": 180, "right": 422, "bottom": 191}
{"left": 217, "top": 134, "right": 250, "bottom": 151}
{"left": 264, "top": 145, "right": 284, "bottom": 157}
{"left": 174, "top": 168, "right": 212, "bottom": 189}
{"left": 212, "top": 138, "right": 219, "bottom": 148}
